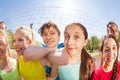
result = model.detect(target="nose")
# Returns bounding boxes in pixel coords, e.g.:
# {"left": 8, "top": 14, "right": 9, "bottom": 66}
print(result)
{"left": 67, "top": 37, "right": 73, "bottom": 45}
{"left": 46, "top": 34, "right": 51, "bottom": 40}
{"left": 108, "top": 49, "right": 114, "bottom": 56}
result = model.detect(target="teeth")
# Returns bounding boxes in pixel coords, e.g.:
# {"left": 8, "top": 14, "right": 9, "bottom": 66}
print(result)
{"left": 48, "top": 42, "right": 51, "bottom": 43}
{"left": 15, "top": 47, "right": 23, "bottom": 54}
{"left": 107, "top": 57, "right": 113, "bottom": 61}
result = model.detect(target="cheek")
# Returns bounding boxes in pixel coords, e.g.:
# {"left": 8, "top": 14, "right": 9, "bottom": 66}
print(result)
{"left": 102, "top": 54, "right": 106, "bottom": 58}
{"left": 64, "top": 40, "right": 68, "bottom": 46}
{"left": 76, "top": 41, "right": 84, "bottom": 47}
{"left": 55, "top": 36, "right": 60, "bottom": 42}
{"left": 114, "top": 51, "right": 118, "bottom": 57}
{"left": 42, "top": 38, "right": 47, "bottom": 43}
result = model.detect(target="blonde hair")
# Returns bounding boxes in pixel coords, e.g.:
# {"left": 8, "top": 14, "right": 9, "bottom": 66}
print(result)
{"left": 0, "top": 30, "right": 9, "bottom": 44}
{"left": 0, "top": 30, "right": 12, "bottom": 57}
{"left": 15, "top": 26, "right": 35, "bottom": 45}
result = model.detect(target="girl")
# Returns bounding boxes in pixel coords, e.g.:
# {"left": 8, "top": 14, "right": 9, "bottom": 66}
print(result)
{"left": 107, "top": 22, "right": 119, "bottom": 40}
{"left": 91, "top": 34, "right": 120, "bottom": 80}
{"left": 0, "top": 30, "right": 20, "bottom": 80}
{"left": 23, "top": 22, "right": 95, "bottom": 80}
{"left": 13, "top": 26, "right": 53, "bottom": 80}
{"left": 106, "top": 21, "right": 120, "bottom": 60}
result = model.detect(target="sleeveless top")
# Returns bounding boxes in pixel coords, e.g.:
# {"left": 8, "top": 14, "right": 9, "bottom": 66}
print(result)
{"left": 18, "top": 55, "right": 46, "bottom": 80}
{"left": 58, "top": 61, "right": 81, "bottom": 80}
{"left": 0, "top": 59, "right": 20, "bottom": 80}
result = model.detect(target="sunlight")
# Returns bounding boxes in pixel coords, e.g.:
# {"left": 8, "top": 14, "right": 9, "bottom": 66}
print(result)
{"left": 61, "top": 0, "right": 75, "bottom": 13}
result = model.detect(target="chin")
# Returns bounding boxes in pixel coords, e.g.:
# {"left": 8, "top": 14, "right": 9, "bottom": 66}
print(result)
{"left": 17, "top": 51, "right": 23, "bottom": 56}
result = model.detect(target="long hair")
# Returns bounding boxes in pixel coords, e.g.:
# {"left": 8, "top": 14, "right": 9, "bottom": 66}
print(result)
{"left": 107, "top": 21, "right": 119, "bottom": 40}
{"left": 100, "top": 34, "right": 119, "bottom": 80}
{"left": 0, "top": 30, "right": 12, "bottom": 57}
{"left": 66, "top": 23, "right": 93, "bottom": 80}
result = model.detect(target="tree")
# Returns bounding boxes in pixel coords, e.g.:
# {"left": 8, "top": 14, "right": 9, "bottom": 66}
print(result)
{"left": 86, "top": 39, "right": 92, "bottom": 52}
{"left": 7, "top": 30, "right": 14, "bottom": 49}
{"left": 86, "top": 36, "right": 100, "bottom": 52}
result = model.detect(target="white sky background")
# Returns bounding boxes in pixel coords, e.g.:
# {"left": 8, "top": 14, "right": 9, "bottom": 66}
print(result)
{"left": 0, "top": 0, "right": 120, "bottom": 43}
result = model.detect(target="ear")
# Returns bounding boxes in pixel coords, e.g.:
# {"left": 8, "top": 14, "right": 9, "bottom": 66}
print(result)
{"left": 84, "top": 39, "right": 88, "bottom": 46}
{"left": 29, "top": 39, "right": 33, "bottom": 45}
{"left": 27, "top": 39, "right": 33, "bottom": 46}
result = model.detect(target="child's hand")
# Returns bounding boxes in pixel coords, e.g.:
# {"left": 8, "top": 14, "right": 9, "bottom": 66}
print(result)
{"left": 47, "top": 77, "right": 54, "bottom": 80}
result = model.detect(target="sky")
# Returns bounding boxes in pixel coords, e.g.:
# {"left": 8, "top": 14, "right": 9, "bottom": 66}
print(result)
{"left": 0, "top": 0, "right": 120, "bottom": 42}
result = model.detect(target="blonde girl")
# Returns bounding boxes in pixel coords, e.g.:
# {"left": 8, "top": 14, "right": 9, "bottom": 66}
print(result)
{"left": 13, "top": 26, "right": 52, "bottom": 80}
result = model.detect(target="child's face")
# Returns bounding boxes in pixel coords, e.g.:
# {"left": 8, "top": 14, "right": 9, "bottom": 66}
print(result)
{"left": 102, "top": 38, "right": 118, "bottom": 66}
{"left": 13, "top": 30, "right": 30, "bottom": 55}
{"left": 64, "top": 25, "right": 87, "bottom": 56}
{"left": 0, "top": 23, "right": 6, "bottom": 31}
{"left": 0, "top": 35, "right": 8, "bottom": 58}
{"left": 42, "top": 27, "right": 60, "bottom": 48}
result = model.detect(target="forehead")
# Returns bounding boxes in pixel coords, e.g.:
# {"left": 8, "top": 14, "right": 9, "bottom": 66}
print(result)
{"left": 0, "top": 23, "right": 6, "bottom": 28}
{"left": 14, "top": 29, "right": 27, "bottom": 37}
{"left": 104, "top": 38, "right": 116, "bottom": 46}
{"left": 43, "top": 26, "right": 57, "bottom": 32}
{"left": 65, "top": 25, "right": 83, "bottom": 34}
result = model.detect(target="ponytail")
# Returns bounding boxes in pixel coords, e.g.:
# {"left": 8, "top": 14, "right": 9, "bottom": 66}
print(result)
{"left": 80, "top": 48, "right": 93, "bottom": 80}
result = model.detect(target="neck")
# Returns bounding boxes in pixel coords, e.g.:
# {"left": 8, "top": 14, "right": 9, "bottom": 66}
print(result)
{"left": 103, "top": 62, "right": 113, "bottom": 72}
{"left": 69, "top": 54, "right": 81, "bottom": 64}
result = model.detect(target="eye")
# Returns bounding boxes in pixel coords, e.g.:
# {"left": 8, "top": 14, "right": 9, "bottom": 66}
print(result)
{"left": 113, "top": 46, "right": 117, "bottom": 50}
{"left": 104, "top": 48, "right": 109, "bottom": 53}
{"left": 0, "top": 42, "right": 4, "bottom": 46}
{"left": 42, "top": 33, "right": 47, "bottom": 36}
{"left": 50, "top": 32, "right": 55, "bottom": 35}
{"left": 74, "top": 36, "right": 80, "bottom": 39}
{"left": 18, "top": 38, "right": 24, "bottom": 42}
{"left": 64, "top": 35, "right": 70, "bottom": 39}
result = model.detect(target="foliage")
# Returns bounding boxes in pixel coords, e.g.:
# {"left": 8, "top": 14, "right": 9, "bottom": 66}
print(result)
{"left": 86, "top": 36, "right": 100, "bottom": 53}
{"left": 7, "top": 30, "right": 14, "bottom": 49}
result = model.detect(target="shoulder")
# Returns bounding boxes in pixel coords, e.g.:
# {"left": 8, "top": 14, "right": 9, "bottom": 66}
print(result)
{"left": 92, "top": 67, "right": 103, "bottom": 75}
{"left": 118, "top": 61, "right": 120, "bottom": 64}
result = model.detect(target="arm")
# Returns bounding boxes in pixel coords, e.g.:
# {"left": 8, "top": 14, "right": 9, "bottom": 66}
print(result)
{"left": 47, "top": 64, "right": 58, "bottom": 80}
{"left": 23, "top": 46, "right": 55, "bottom": 62}
{"left": 47, "top": 48, "right": 69, "bottom": 65}
{"left": 23, "top": 46, "right": 69, "bottom": 65}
